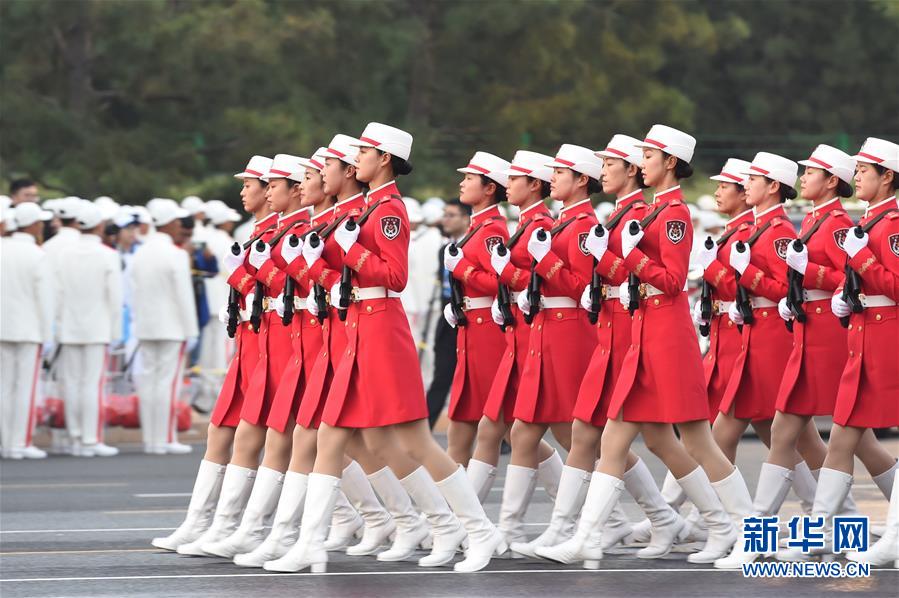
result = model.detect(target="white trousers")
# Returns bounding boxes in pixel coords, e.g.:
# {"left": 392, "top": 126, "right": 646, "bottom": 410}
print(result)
{"left": 0, "top": 342, "right": 41, "bottom": 450}
{"left": 59, "top": 344, "right": 108, "bottom": 445}
{"left": 136, "top": 340, "right": 185, "bottom": 448}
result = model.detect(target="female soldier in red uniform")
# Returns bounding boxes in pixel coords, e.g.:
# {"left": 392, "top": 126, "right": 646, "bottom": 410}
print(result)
{"left": 266, "top": 123, "right": 505, "bottom": 575}
{"left": 154, "top": 157, "right": 279, "bottom": 555}
{"left": 538, "top": 125, "right": 753, "bottom": 568}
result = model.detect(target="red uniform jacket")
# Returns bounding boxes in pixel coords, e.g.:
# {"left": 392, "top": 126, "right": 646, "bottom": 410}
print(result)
{"left": 322, "top": 181, "right": 429, "bottom": 428}
{"left": 608, "top": 186, "right": 708, "bottom": 423}
{"left": 834, "top": 197, "right": 899, "bottom": 428}
{"left": 213, "top": 213, "right": 278, "bottom": 428}
{"left": 775, "top": 198, "right": 852, "bottom": 416}
{"left": 447, "top": 205, "right": 509, "bottom": 422}
{"left": 515, "top": 198, "right": 598, "bottom": 424}
{"left": 701, "top": 209, "right": 754, "bottom": 419}
{"left": 242, "top": 210, "right": 309, "bottom": 427}
{"left": 719, "top": 204, "right": 796, "bottom": 420}
{"left": 484, "top": 201, "right": 553, "bottom": 423}
{"left": 573, "top": 190, "right": 649, "bottom": 427}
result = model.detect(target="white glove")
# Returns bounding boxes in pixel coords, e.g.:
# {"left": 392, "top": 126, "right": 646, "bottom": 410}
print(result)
{"left": 281, "top": 235, "right": 304, "bottom": 266}
{"left": 491, "top": 298, "right": 504, "bottom": 326}
{"left": 617, "top": 281, "right": 629, "bottom": 309}
{"left": 274, "top": 295, "right": 285, "bottom": 319}
{"left": 842, "top": 229, "right": 868, "bottom": 258}
{"left": 527, "top": 228, "right": 552, "bottom": 263}
{"left": 517, "top": 291, "right": 531, "bottom": 315}
{"left": 330, "top": 282, "right": 343, "bottom": 308}
{"left": 218, "top": 305, "right": 229, "bottom": 324}
{"left": 692, "top": 300, "right": 709, "bottom": 326}
{"left": 585, "top": 225, "right": 609, "bottom": 260}
{"left": 729, "top": 243, "right": 751, "bottom": 275}
{"left": 223, "top": 247, "right": 247, "bottom": 276}
{"left": 697, "top": 239, "right": 718, "bottom": 269}
{"left": 777, "top": 297, "right": 793, "bottom": 321}
{"left": 249, "top": 242, "right": 271, "bottom": 269}
{"left": 785, "top": 242, "right": 808, "bottom": 274}
{"left": 621, "top": 220, "right": 644, "bottom": 258}
{"left": 334, "top": 220, "right": 360, "bottom": 253}
{"left": 580, "top": 284, "right": 592, "bottom": 311}
{"left": 42, "top": 341, "right": 56, "bottom": 358}
{"left": 244, "top": 293, "right": 255, "bottom": 313}
{"left": 186, "top": 336, "right": 199, "bottom": 353}
{"left": 728, "top": 301, "right": 744, "bottom": 325}
{"left": 306, "top": 288, "right": 319, "bottom": 318}
{"left": 831, "top": 293, "right": 851, "bottom": 318}
{"left": 443, "top": 303, "right": 458, "bottom": 328}
{"left": 301, "top": 236, "right": 324, "bottom": 267}
{"left": 490, "top": 245, "right": 510, "bottom": 275}
{"left": 444, "top": 244, "right": 464, "bottom": 272}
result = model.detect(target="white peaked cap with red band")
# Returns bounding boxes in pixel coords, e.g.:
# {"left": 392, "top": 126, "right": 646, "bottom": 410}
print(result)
{"left": 324, "top": 134, "right": 361, "bottom": 166}
{"left": 595, "top": 134, "right": 644, "bottom": 167}
{"left": 234, "top": 155, "right": 273, "bottom": 179}
{"left": 499, "top": 150, "right": 553, "bottom": 183}
{"left": 546, "top": 144, "right": 604, "bottom": 181}
{"left": 148, "top": 198, "right": 189, "bottom": 227}
{"left": 299, "top": 148, "right": 329, "bottom": 173}
{"left": 741, "top": 152, "right": 798, "bottom": 190}
{"left": 77, "top": 203, "right": 105, "bottom": 230}
{"left": 351, "top": 122, "right": 413, "bottom": 161}
{"left": 798, "top": 144, "right": 856, "bottom": 184}
{"left": 635, "top": 124, "right": 696, "bottom": 163}
{"left": 853, "top": 137, "right": 899, "bottom": 173}
{"left": 710, "top": 158, "right": 751, "bottom": 185}
{"left": 12, "top": 202, "right": 53, "bottom": 228}
{"left": 266, "top": 154, "right": 305, "bottom": 182}
{"left": 458, "top": 151, "right": 512, "bottom": 187}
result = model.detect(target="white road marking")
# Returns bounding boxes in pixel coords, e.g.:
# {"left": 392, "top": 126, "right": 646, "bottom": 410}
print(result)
{"left": 0, "top": 527, "right": 175, "bottom": 534}
{"left": 1, "top": 548, "right": 158, "bottom": 556}
{"left": 103, "top": 509, "right": 187, "bottom": 515}
{"left": 134, "top": 493, "right": 192, "bottom": 498}
{"left": 0, "top": 482, "right": 128, "bottom": 489}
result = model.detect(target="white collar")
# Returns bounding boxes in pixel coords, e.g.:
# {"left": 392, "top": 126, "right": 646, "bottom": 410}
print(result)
{"left": 279, "top": 207, "right": 309, "bottom": 222}
{"left": 471, "top": 204, "right": 499, "bottom": 219}
{"left": 754, "top": 203, "right": 782, "bottom": 220}
{"left": 560, "top": 198, "right": 592, "bottom": 214}
{"left": 811, "top": 196, "right": 840, "bottom": 215}
{"left": 864, "top": 196, "right": 898, "bottom": 218}
{"left": 335, "top": 192, "right": 364, "bottom": 208}
{"left": 653, "top": 185, "right": 681, "bottom": 201}
{"left": 367, "top": 180, "right": 396, "bottom": 195}
{"left": 11, "top": 232, "right": 36, "bottom": 244}
{"left": 518, "top": 201, "right": 545, "bottom": 218}
{"left": 616, "top": 188, "right": 643, "bottom": 207}
{"left": 726, "top": 208, "right": 753, "bottom": 226}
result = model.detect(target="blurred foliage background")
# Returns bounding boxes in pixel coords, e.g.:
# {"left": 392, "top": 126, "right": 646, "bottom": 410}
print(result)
{"left": 2, "top": 0, "right": 898, "bottom": 205}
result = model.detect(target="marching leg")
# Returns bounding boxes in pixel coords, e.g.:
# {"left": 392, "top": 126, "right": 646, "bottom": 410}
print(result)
{"left": 178, "top": 464, "right": 257, "bottom": 555}
{"left": 536, "top": 448, "right": 564, "bottom": 499}
{"left": 323, "top": 490, "right": 364, "bottom": 552}
{"left": 234, "top": 471, "right": 308, "bottom": 567}
{"left": 497, "top": 464, "right": 538, "bottom": 550}
{"left": 847, "top": 469, "right": 899, "bottom": 566}
{"left": 510, "top": 465, "right": 590, "bottom": 558}
{"left": 400, "top": 466, "right": 467, "bottom": 568}
{"left": 623, "top": 457, "right": 684, "bottom": 558}
{"left": 466, "top": 459, "right": 497, "bottom": 503}
{"left": 344, "top": 464, "right": 400, "bottom": 556}
{"left": 677, "top": 466, "right": 737, "bottom": 564}
{"left": 775, "top": 468, "right": 853, "bottom": 561}
{"left": 371, "top": 465, "right": 431, "bottom": 562}
{"left": 152, "top": 460, "right": 226, "bottom": 550}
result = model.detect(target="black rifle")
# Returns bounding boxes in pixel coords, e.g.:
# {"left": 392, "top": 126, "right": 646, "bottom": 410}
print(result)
{"left": 280, "top": 235, "right": 300, "bottom": 325}
{"left": 626, "top": 221, "right": 642, "bottom": 315}
{"left": 226, "top": 242, "right": 242, "bottom": 338}
{"left": 587, "top": 225, "right": 606, "bottom": 324}
{"left": 524, "top": 229, "right": 547, "bottom": 324}
{"left": 732, "top": 240, "right": 754, "bottom": 328}
{"left": 840, "top": 227, "right": 866, "bottom": 327}
{"left": 249, "top": 240, "right": 266, "bottom": 332}
{"left": 447, "top": 243, "right": 468, "bottom": 327}
{"left": 785, "top": 239, "right": 807, "bottom": 332}
{"left": 698, "top": 236, "right": 714, "bottom": 337}
{"left": 304, "top": 233, "right": 329, "bottom": 323}
{"left": 495, "top": 244, "right": 514, "bottom": 331}
{"left": 337, "top": 219, "right": 357, "bottom": 322}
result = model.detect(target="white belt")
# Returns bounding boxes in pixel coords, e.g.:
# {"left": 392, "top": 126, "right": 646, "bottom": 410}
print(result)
{"left": 349, "top": 286, "right": 401, "bottom": 302}
{"left": 510, "top": 291, "right": 521, "bottom": 302}
{"left": 238, "top": 308, "right": 250, "bottom": 323}
{"left": 540, "top": 296, "right": 578, "bottom": 309}
{"left": 462, "top": 296, "right": 493, "bottom": 311}
{"left": 262, "top": 296, "right": 280, "bottom": 312}
{"left": 713, "top": 300, "right": 733, "bottom": 316}
{"left": 860, "top": 294, "right": 897, "bottom": 308}
{"left": 602, "top": 285, "right": 620, "bottom": 299}
{"left": 639, "top": 283, "right": 666, "bottom": 299}
{"left": 750, "top": 296, "right": 777, "bottom": 309}
{"left": 803, "top": 289, "right": 832, "bottom": 302}
{"left": 292, "top": 296, "right": 308, "bottom": 310}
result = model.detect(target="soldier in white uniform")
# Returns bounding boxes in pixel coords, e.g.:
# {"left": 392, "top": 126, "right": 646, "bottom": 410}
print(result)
{"left": 55, "top": 203, "right": 124, "bottom": 457}
{"left": 130, "top": 199, "right": 200, "bottom": 455}
{"left": 0, "top": 203, "right": 54, "bottom": 459}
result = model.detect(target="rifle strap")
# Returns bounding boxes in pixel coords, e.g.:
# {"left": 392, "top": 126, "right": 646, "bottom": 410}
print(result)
{"left": 861, "top": 208, "right": 897, "bottom": 233}
{"left": 746, "top": 219, "right": 775, "bottom": 247}
{"left": 639, "top": 203, "right": 668, "bottom": 229}
{"left": 268, "top": 216, "right": 313, "bottom": 246}
{"left": 457, "top": 215, "right": 504, "bottom": 248}
{"left": 799, "top": 211, "right": 832, "bottom": 244}
{"left": 716, "top": 224, "right": 744, "bottom": 247}
{"left": 242, "top": 221, "right": 278, "bottom": 249}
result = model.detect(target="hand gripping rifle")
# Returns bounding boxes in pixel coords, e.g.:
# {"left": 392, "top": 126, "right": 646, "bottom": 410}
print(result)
{"left": 784, "top": 239, "right": 807, "bottom": 332}
{"left": 226, "top": 242, "right": 242, "bottom": 338}
{"left": 625, "top": 222, "right": 641, "bottom": 315}
{"left": 495, "top": 244, "right": 514, "bottom": 331}
{"left": 698, "top": 236, "right": 714, "bottom": 337}
{"left": 587, "top": 225, "right": 606, "bottom": 325}
{"left": 524, "top": 229, "right": 547, "bottom": 324}
{"left": 447, "top": 243, "right": 468, "bottom": 327}
{"left": 839, "top": 227, "right": 866, "bottom": 327}
{"left": 732, "top": 241, "right": 755, "bottom": 329}
{"left": 280, "top": 235, "right": 300, "bottom": 325}
{"left": 249, "top": 240, "right": 266, "bottom": 333}
{"left": 304, "top": 232, "right": 329, "bottom": 323}
{"left": 337, "top": 218, "right": 356, "bottom": 322}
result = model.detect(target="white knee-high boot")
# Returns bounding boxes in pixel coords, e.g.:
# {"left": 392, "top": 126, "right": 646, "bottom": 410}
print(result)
{"left": 178, "top": 464, "right": 256, "bottom": 556}
{"left": 234, "top": 471, "right": 308, "bottom": 567}
{"left": 466, "top": 459, "right": 497, "bottom": 503}
{"left": 332, "top": 462, "right": 393, "bottom": 554}
{"left": 623, "top": 457, "right": 684, "bottom": 558}
{"left": 400, "top": 466, "right": 467, "bottom": 568}
{"left": 537, "top": 449, "right": 564, "bottom": 499}
{"left": 152, "top": 460, "right": 226, "bottom": 551}
{"left": 373, "top": 467, "right": 432, "bottom": 562}
{"left": 497, "top": 464, "right": 538, "bottom": 549}
{"left": 775, "top": 467, "right": 853, "bottom": 561}
{"left": 847, "top": 469, "right": 898, "bottom": 566}
{"left": 677, "top": 467, "right": 737, "bottom": 564}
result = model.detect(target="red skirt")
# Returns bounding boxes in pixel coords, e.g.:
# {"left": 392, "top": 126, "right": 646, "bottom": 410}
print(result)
{"left": 719, "top": 307, "right": 791, "bottom": 420}
{"left": 266, "top": 312, "right": 324, "bottom": 433}
{"left": 572, "top": 301, "right": 629, "bottom": 427}
{"left": 703, "top": 312, "right": 742, "bottom": 420}
{"left": 609, "top": 293, "right": 707, "bottom": 423}
{"left": 322, "top": 298, "right": 428, "bottom": 428}
{"left": 241, "top": 312, "right": 287, "bottom": 426}
{"left": 514, "top": 307, "right": 595, "bottom": 424}
{"left": 833, "top": 306, "right": 899, "bottom": 428}
{"left": 211, "top": 322, "right": 257, "bottom": 428}
{"left": 775, "top": 300, "right": 847, "bottom": 416}
{"left": 296, "top": 311, "right": 339, "bottom": 430}
{"left": 449, "top": 307, "right": 506, "bottom": 422}
{"left": 484, "top": 306, "right": 527, "bottom": 424}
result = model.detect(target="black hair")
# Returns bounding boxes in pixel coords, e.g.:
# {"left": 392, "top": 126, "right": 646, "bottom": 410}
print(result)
{"left": 479, "top": 174, "right": 507, "bottom": 203}
{"left": 374, "top": 150, "right": 413, "bottom": 176}
{"left": 836, "top": 179, "right": 853, "bottom": 198}
{"left": 445, "top": 197, "right": 472, "bottom": 216}
{"left": 766, "top": 177, "right": 797, "bottom": 202}
{"left": 527, "top": 176, "right": 552, "bottom": 199}
{"left": 10, "top": 178, "right": 35, "bottom": 194}
{"left": 179, "top": 215, "right": 196, "bottom": 229}
{"left": 673, "top": 157, "right": 693, "bottom": 179}
{"left": 60, "top": 218, "right": 77, "bottom": 226}
{"left": 872, "top": 164, "right": 899, "bottom": 190}
{"left": 587, "top": 176, "right": 602, "bottom": 195}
